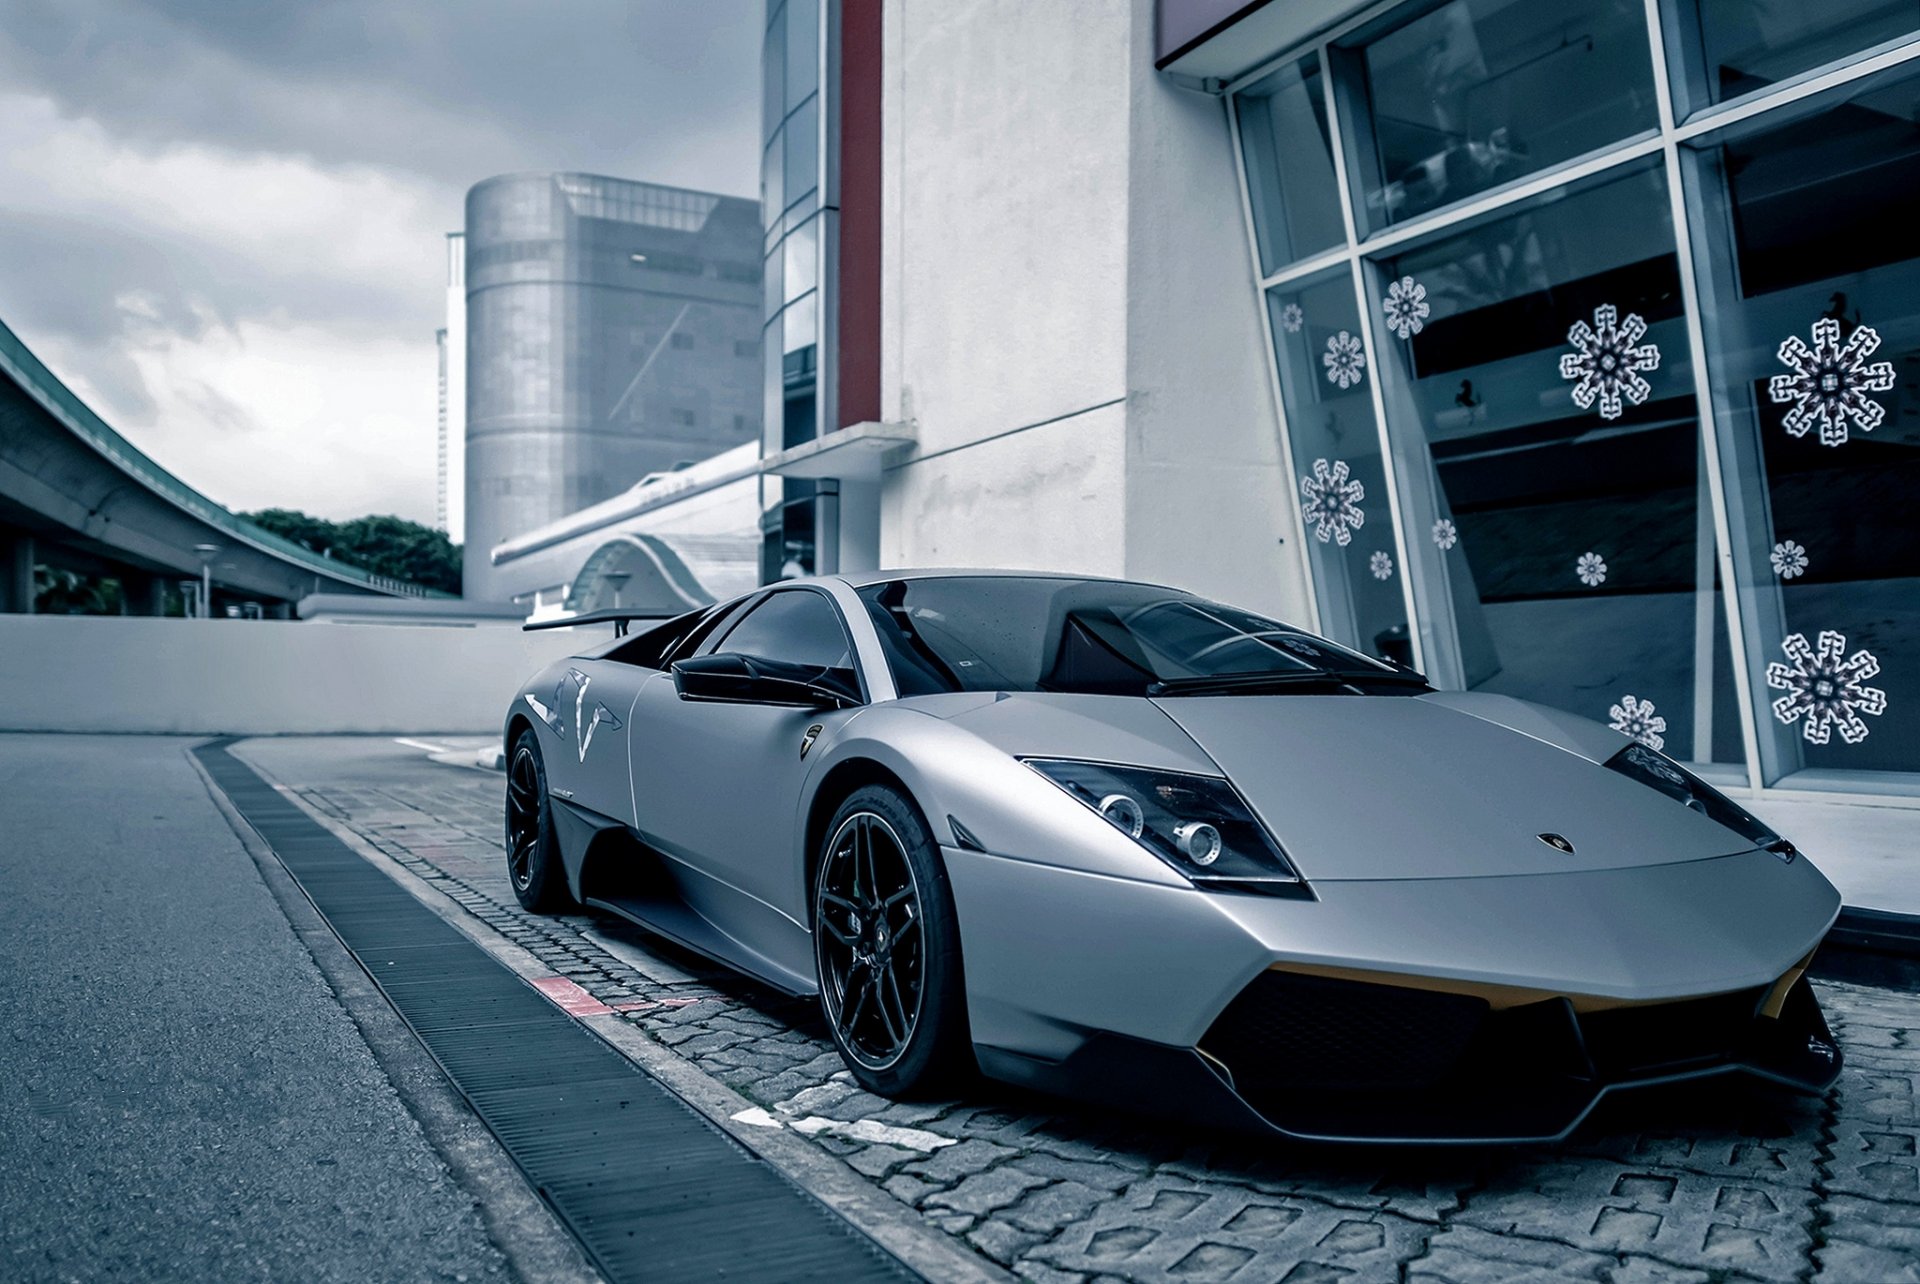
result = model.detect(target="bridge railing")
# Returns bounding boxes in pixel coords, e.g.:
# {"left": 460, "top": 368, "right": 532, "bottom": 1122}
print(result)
{"left": 0, "top": 319, "right": 451, "bottom": 599}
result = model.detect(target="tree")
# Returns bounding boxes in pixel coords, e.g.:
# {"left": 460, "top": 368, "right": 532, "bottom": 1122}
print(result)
{"left": 241, "top": 509, "right": 462, "bottom": 595}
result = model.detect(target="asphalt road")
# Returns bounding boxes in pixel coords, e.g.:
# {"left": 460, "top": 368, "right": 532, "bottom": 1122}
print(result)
{"left": 0, "top": 734, "right": 514, "bottom": 1283}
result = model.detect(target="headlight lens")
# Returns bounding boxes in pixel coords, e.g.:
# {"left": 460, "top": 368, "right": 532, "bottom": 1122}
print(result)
{"left": 1023, "top": 759, "right": 1304, "bottom": 890}
{"left": 1606, "top": 743, "right": 1797, "bottom": 861}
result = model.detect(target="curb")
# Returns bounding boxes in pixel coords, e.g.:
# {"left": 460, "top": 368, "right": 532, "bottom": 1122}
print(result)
{"left": 225, "top": 740, "right": 1011, "bottom": 1284}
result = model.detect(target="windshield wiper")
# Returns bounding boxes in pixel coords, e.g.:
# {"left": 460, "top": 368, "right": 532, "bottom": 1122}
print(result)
{"left": 1146, "top": 670, "right": 1429, "bottom": 697}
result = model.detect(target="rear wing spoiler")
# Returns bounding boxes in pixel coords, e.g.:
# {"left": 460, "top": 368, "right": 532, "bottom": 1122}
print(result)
{"left": 521, "top": 608, "right": 677, "bottom": 638}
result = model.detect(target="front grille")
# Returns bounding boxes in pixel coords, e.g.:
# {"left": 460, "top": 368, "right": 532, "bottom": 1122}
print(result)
{"left": 1201, "top": 970, "right": 1490, "bottom": 1093}
{"left": 1579, "top": 987, "right": 1767, "bottom": 1077}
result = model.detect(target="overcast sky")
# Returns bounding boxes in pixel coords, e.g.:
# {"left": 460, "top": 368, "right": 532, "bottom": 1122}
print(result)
{"left": 0, "top": 0, "right": 762, "bottom": 529}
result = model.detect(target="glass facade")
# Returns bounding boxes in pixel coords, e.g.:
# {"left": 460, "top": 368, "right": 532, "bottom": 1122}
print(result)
{"left": 1231, "top": 1, "right": 1920, "bottom": 793}
{"left": 462, "top": 173, "right": 762, "bottom": 600}
{"left": 762, "top": 0, "right": 829, "bottom": 582}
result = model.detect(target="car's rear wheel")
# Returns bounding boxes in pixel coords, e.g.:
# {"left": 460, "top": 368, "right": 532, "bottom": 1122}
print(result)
{"left": 814, "top": 785, "right": 970, "bottom": 1098}
{"left": 505, "top": 729, "right": 572, "bottom": 913}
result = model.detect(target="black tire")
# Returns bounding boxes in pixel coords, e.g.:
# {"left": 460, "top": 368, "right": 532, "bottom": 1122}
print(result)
{"left": 505, "top": 729, "right": 573, "bottom": 914}
{"left": 813, "top": 784, "right": 971, "bottom": 1098}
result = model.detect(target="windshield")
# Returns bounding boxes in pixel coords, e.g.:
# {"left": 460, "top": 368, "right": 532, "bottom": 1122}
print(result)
{"left": 858, "top": 577, "right": 1409, "bottom": 697}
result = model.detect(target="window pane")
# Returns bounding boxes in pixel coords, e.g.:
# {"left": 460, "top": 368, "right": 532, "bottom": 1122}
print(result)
{"left": 762, "top": 1, "right": 785, "bottom": 145}
{"left": 1364, "top": 163, "right": 1741, "bottom": 766}
{"left": 783, "top": 95, "right": 819, "bottom": 213}
{"left": 1343, "top": 0, "right": 1659, "bottom": 230}
{"left": 716, "top": 589, "right": 849, "bottom": 667}
{"left": 783, "top": 215, "right": 818, "bottom": 305}
{"left": 785, "top": 0, "right": 819, "bottom": 111}
{"left": 761, "top": 134, "right": 784, "bottom": 235}
{"left": 1266, "top": 270, "right": 1411, "bottom": 665}
{"left": 1684, "top": 0, "right": 1919, "bottom": 109}
{"left": 1684, "top": 69, "right": 1920, "bottom": 781}
{"left": 1235, "top": 53, "right": 1344, "bottom": 273}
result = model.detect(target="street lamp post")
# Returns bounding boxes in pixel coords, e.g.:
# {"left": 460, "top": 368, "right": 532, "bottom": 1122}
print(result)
{"left": 192, "top": 543, "right": 220, "bottom": 619}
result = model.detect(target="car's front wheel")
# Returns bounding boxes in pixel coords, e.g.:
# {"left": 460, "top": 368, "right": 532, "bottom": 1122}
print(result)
{"left": 813, "top": 785, "right": 970, "bottom": 1097}
{"left": 505, "top": 729, "right": 573, "bottom": 913}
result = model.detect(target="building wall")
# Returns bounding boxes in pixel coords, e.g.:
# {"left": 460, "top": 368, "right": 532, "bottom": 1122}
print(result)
{"left": 1119, "top": 0, "right": 1310, "bottom": 623}
{"left": 0, "top": 616, "right": 580, "bottom": 735}
{"left": 875, "top": 0, "right": 1307, "bottom": 618}
{"left": 463, "top": 174, "right": 763, "bottom": 601}
{"left": 442, "top": 231, "right": 467, "bottom": 544}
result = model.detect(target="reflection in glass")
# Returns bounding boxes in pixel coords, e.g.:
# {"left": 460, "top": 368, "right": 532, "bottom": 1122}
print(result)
{"left": 1266, "top": 271, "right": 1410, "bottom": 664}
{"left": 1342, "top": 0, "right": 1658, "bottom": 229}
{"left": 786, "top": 0, "right": 820, "bottom": 111}
{"left": 1681, "top": 0, "right": 1919, "bottom": 110}
{"left": 1683, "top": 68, "right": 1920, "bottom": 780}
{"left": 783, "top": 95, "right": 819, "bottom": 215}
{"left": 1365, "top": 164, "right": 1743, "bottom": 766}
{"left": 1235, "top": 53, "right": 1344, "bottom": 274}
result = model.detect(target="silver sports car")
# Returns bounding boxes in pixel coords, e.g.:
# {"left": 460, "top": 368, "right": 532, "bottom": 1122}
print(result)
{"left": 504, "top": 570, "right": 1842, "bottom": 1143}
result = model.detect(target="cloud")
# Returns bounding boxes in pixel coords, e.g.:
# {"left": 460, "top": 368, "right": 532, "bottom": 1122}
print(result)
{"left": 0, "top": 0, "right": 762, "bottom": 528}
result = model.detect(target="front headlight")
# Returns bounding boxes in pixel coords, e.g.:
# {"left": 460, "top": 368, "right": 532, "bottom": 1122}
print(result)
{"left": 1606, "top": 743, "right": 1798, "bottom": 861}
{"left": 1023, "top": 758, "right": 1306, "bottom": 892}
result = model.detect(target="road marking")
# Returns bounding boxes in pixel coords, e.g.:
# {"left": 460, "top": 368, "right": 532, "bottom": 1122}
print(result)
{"left": 529, "top": 976, "right": 613, "bottom": 1017}
{"left": 394, "top": 737, "right": 455, "bottom": 754}
{"left": 789, "top": 1117, "right": 959, "bottom": 1152}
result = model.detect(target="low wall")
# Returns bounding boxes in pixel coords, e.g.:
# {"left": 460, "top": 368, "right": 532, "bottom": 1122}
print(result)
{"left": 0, "top": 615, "right": 587, "bottom": 735}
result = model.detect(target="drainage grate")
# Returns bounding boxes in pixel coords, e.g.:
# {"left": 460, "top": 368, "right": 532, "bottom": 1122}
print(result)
{"left": 195, "top": 740, "right": 914, "bottom": 1284}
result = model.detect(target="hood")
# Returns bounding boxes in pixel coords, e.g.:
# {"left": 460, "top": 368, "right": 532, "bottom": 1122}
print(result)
{"left": 1152, "top": 692, "right": 1753, "bottom": 882}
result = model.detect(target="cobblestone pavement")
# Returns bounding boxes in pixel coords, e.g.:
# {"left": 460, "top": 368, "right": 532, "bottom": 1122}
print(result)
{"left": 253, "top": 743, "right": 1920, "bottom": 1284}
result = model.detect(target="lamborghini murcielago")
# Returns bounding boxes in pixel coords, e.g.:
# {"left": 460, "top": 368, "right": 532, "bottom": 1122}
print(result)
{"left": 503, "top": 570, "right": 1842, "bottom": 1143}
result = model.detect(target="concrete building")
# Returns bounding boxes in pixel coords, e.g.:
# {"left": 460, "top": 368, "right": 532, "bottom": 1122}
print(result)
{"left": 460, "top": 173, "right": 763, "bottom": 600}
{"left": 743, "top": 0, "right": 1920, "bottom": 811}
{"left": 438, "top": 232, "right": 467, "bottom": 543}
{"left": 486, "top": 1, "right": 1920, "bottom": 828}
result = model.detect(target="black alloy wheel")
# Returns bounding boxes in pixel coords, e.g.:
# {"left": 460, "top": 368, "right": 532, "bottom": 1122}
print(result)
{"left": 814, "top": 785, "right": 969, "bottom": 1096}
{"left": 504, "top": 729, "right": 572, "bottom": 913}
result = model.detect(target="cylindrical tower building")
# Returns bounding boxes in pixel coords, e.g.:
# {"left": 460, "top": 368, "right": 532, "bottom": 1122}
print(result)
{"left": 462, "top": 173, "right": 762, "bottom": 600}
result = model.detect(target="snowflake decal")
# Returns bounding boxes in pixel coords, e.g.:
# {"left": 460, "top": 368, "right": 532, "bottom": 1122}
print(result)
{"left": 1575, "top": 551, "right": 1608, "bottom": 587}
{"left": 1770, "top": 539, "right": 1809, "bottom": 580}
{"left": 1382, "top": 275, "right": 1430, "bottom": 340}
{"left": 1278, "top": 302, "right": 1304, "bottom": 333}
{"left": 1608, "top": 695, "right": 1667, "bottom": 751}
{"left": 1768, "top": 319, "right": 1896, "bottom": 447}
{"left": 1323, "top": 330, "right": 1366, "bottom": 389}
{"left": 1369, "top": 551, "right": 1394, "bottom": 581}
{"left": 1299, "top": 458, "right": 1365, "bottom": 546}
{"left": 1432, "top": 518, "right": 1458, "bottom": 551}
{"left": 1766, "top": 630, "right": 1888, "bottom": 745}
{"left": 1558, "top": 303, "right": 1660, "bottom": 420}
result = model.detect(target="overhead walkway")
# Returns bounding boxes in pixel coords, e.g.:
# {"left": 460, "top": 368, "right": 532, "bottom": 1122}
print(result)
{"left": 0, "top": 318, "right": 447, "bottom": 614}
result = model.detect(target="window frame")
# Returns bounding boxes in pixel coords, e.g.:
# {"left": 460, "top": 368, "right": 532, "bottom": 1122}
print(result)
{"left": 704, "top": 585, "right": 869, "bottom": 702}
{"left": 1221, "top": 0, "right": 1920, "bottom": 801}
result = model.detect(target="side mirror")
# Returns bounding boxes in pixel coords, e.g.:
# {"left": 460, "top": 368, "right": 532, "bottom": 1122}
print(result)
{"left": 671, "top": 652, "right": 860, "bottom": 709}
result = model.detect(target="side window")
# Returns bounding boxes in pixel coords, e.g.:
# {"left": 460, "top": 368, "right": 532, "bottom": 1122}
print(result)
{"left": 712, "top": 590, "right": 854, "bottom": 671}
{"left": 607, "top": 607, "right": 711, "bottom": 670}
{"left": 664, "top": 600, "right": 752, "bottom": 666}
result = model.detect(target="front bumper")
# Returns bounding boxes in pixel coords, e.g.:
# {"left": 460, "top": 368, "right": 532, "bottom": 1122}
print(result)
{"left": 977, "top": 967, "right": 1839, "bottom": 1143}
{"left": 944, "top": 843, "right": 1843, "bottom": 1143}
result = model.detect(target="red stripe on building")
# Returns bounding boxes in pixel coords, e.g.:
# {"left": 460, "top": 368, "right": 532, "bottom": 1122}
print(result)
{"left": 836, "top": 0, "right": 884, "bottom": 430}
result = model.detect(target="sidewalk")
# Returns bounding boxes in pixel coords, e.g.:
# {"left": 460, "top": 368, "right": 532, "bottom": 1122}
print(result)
{"left": 235, "top": 734, "right": 1920, "bottom": 1284}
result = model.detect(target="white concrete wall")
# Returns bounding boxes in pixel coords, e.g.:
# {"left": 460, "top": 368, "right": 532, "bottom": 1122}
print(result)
{"left": 1121, "top": 0, "right": 1312, "bottom": 624}
{"left": 880, "top": 0, "right": 1135, "bottom": 569}
{"left": 878, "top": 0, "right": 1314, "bottom": 620}
{"left": 0, "top": 616, "right": 583, "bottom": 735}
{"left": 880, "top": 403, "right": 1129, "bottom": 575}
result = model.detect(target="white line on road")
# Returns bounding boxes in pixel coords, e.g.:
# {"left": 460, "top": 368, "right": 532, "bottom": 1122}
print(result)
{"left": 393, "top": 737, "right": 455, "bottom": 754}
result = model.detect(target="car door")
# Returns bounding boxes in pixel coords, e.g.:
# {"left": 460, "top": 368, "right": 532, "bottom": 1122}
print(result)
{"left": 628, "top": 586, "right": 866, "bottom": 978}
